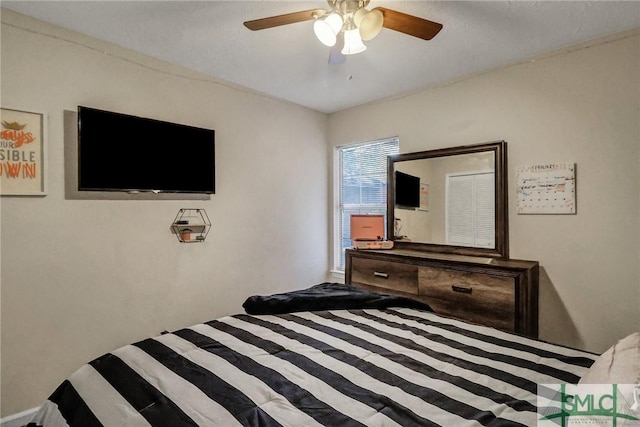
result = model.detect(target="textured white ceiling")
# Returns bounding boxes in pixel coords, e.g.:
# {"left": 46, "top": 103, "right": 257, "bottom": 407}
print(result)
{"left": 3, "top": 1, "right": 639, "bottom": 113}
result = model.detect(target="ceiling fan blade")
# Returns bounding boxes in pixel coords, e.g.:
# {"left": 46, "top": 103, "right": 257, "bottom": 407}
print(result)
{"left": 329, "top": 31, "right": 346, "bottom": 65}
{"left": 244, "top": 9, "right": 325, "bottom": 31}
{"left": 374, "top": 7, "right": 443, "bottom": 40}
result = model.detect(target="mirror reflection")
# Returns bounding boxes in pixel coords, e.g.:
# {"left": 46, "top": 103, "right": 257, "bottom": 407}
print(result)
{"left": 393, "top": 152, "right": 495, "bottom": 248}
{"left": 388, "top": 141, "right": 508, "bottom": 258}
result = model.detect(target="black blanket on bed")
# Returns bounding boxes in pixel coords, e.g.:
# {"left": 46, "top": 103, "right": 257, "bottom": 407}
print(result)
{"left": 242, "top": 282, "right": 433, "bottom": 315}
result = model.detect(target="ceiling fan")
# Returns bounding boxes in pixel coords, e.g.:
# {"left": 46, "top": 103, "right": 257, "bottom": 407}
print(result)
{"left": 243, "top": 0, "right": 443, "bottom": 64}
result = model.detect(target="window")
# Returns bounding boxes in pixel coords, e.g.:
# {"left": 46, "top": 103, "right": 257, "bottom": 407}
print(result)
{"left": 335, "top": 137, "right": 399, "bottom": 270}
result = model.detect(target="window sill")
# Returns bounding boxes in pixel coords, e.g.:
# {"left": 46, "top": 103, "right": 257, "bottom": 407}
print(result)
{"left": 329, "top": 269, "right": 345, "bottom": 283}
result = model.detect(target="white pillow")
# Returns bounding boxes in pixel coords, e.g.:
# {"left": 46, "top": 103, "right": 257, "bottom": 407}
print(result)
{"left": 579, "top": 332, "right": 640, "bottom": 384}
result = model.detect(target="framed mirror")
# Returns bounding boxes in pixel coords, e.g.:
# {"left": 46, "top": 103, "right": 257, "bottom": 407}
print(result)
{"left": 387, "top": 141, "right": 509, "bottom": 259}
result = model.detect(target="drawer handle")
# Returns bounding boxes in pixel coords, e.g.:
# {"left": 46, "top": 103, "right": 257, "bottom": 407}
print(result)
{"left": 452, "top": 285, "right": 472, "bottom": 294}
{"left": 373, "top": 272, "right": 389, "bottom": 279}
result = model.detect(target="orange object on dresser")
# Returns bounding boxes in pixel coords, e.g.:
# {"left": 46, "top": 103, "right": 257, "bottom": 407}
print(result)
{"left": 350, "top": 214, "right": 393, "bottom": 249}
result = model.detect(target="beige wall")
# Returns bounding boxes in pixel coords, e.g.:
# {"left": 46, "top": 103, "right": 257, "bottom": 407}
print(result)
{"left": 0, "top": 10, "right": 329, "bottom": 416}
{"left": 328, "top": 29, "right": 640, "bottom": 354}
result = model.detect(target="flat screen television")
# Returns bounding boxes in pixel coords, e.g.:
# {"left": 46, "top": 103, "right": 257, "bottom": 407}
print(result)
{"left": 78, "top": 106, "right": 215, "bottom": 194}
{"left": 395, "top": 171, "right": 420, "bottom": 208}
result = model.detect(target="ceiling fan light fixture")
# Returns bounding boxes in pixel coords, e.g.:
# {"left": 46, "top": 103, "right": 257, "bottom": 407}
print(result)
{"left": 342, "top": 27, "right": 367, "bottom": 55}
{"left": 244, "top": 4, "right": 444, "bottom": 62}
{"left": 313, "top": 13, "right": 343, "bottom": 47}
{"left": 353, "top": 8, "right": 383, "bottom": 41}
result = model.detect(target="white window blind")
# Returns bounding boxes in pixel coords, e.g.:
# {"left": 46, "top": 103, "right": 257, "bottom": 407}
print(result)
{"left": 337, "top": 138, "right": 399, "bottom": 269}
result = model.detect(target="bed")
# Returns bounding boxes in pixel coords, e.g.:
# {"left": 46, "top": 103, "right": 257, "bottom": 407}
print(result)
{"left": 27, "top": 283, "right": 599, "bottom": 427}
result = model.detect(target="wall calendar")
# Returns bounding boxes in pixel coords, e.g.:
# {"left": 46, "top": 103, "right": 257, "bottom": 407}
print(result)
{"left": 516, "top": 163, "right": 576, "bottom": 214}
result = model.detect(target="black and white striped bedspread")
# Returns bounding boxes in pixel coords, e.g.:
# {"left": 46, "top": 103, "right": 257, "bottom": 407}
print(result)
{"left": 29, "top": 308, "right": 597, "bottom": 427}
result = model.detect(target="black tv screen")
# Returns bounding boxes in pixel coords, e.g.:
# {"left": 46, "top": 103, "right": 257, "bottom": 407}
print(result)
{"left": 395, "top": 171, "right": 420, "bottom": 208}
{"left": 78, "top": 106, "right": 215, "bottom": 194}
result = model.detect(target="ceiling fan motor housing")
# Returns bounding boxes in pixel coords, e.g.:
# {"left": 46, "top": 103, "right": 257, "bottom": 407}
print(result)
{"left": 327, "top": 0, "right": 371, "bottom": 14}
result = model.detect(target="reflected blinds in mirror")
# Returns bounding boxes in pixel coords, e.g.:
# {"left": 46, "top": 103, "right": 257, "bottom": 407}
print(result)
{"left": 446, "top": 171, "right": 495, "bottom": 248}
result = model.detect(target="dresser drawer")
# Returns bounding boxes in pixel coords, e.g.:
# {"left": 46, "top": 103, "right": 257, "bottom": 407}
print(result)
{"left": 350, "top": 257, "right": 418, "bottom": 295}
{"left": 419, "top": 266, "right": 516, "bottom": 331}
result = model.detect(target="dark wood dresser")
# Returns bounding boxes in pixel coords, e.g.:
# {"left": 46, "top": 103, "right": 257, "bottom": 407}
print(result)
{"left": 345, "top": 248, "right": 539, "bottom": 338}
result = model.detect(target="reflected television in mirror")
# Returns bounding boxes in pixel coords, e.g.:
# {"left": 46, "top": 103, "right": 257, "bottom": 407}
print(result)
{"left": 395, "top": 171, "right": 420, "bottom": 209}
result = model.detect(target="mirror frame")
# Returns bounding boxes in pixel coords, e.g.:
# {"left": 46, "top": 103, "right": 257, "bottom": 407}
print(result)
{"left": 387, "top": 140, "right": 509, "bottom": 259}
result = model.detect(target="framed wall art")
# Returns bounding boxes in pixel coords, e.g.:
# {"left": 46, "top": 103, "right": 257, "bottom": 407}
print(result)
{"left": 418, "top": 182, "right": 430, "bottom": 211}
{"left": 0, "top": 107, "right": 47, "bottom": 196}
